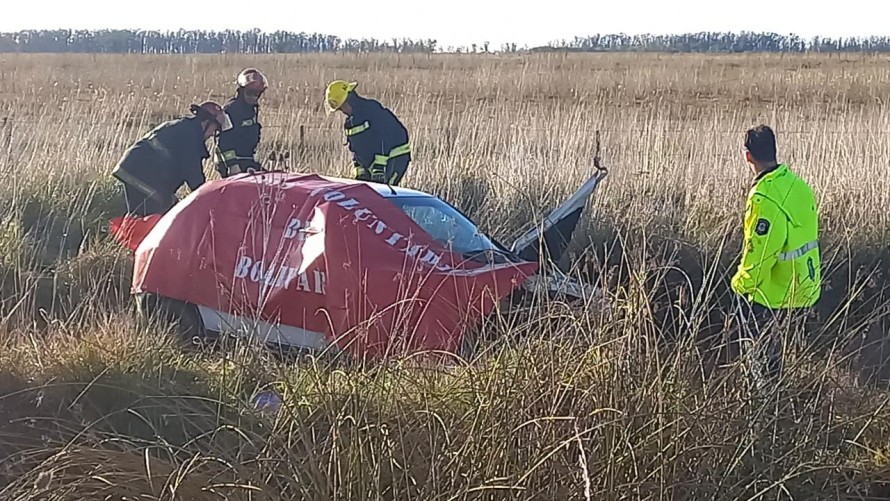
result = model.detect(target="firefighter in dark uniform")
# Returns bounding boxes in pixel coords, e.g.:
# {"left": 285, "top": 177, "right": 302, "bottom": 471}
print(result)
{"left": 111, "top": 101, "right": 233, "bottom": 216}
{"left": 324, "top": 80, "right": 411, "bottom": 186}
{"left": 215, "top": 68, "right": 268, "bottom": 178}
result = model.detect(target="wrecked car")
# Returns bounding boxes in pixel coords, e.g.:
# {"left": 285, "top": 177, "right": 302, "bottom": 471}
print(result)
{"left": 111, "top": 166, "right": 608, "bottom": 360}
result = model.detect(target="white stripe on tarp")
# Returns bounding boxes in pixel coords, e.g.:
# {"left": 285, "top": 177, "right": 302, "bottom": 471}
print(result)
{"left": 196, "top": 305, "right": 331, "bottom": 351}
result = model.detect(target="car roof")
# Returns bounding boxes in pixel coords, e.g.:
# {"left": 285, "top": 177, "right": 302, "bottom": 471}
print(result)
{"left": 229, "top": 171, "right": 439, "bottom": 200}
{"left": 366, "top": 182, "right": 435, "bottom": 199}
{"left": 313, "top": 174, "right": 437, "bottom": 199}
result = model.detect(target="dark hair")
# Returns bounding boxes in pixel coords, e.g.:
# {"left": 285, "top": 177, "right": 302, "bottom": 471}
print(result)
{"left": 744, "top": 125, "right": 777, "bottom": 162}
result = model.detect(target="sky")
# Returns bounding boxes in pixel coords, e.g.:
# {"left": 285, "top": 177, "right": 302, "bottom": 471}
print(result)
{"left": 4, "top": 0, "right": 890, "bottom": 49}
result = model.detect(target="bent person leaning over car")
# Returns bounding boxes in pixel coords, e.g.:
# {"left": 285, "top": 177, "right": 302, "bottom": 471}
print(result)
{"left": 112, "top": 101, "right": 232, "bottom": 216}
{"left": 324, "top": 80, "right": 412, "bottom": 186}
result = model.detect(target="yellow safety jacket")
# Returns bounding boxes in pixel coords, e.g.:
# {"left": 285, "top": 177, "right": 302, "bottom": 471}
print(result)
{"left": 731, "top": 164, "right": 821, "bottom": 309}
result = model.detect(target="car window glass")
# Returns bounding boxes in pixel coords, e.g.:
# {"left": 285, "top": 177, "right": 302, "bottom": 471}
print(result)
{"left": 394, "top": 198, "right": 494, "bottom": 255}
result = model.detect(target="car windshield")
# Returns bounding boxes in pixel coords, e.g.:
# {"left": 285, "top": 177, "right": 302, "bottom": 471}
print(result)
{"left": 389, "top": 196, "right": 497, "bottom": 256}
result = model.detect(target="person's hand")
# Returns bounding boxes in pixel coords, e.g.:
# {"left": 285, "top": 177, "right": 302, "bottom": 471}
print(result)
{"left": 354, "top": 166, "right": 371, "bottom": 181}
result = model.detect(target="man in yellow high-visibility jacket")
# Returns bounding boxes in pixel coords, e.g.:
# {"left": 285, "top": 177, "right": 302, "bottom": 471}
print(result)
{"left": 732, "top": 124, "right": 821, "bottom": 385}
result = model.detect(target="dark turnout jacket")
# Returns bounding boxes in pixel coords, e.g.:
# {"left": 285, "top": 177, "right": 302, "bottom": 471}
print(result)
{"left": 215, "top": 95, "right": 262, "bottom": 174}
{"left": 112, "top": 116, "right": 209, "bottom": 204}
{"left": 344, "top": 94, "right": 410, "bottom": 178}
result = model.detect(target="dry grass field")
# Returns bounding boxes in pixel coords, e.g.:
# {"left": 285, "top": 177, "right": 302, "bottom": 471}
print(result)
{"left": 1, "top": 51, "right": 890, "bottom": 499}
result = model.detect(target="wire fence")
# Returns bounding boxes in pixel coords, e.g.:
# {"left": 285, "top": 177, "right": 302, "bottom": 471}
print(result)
{"left": 3, "top": 114, "right": 889, "bottom": 182}
{"left": 5, "top": 115, "right": 890, "bottom": 135}
{"left": 4, "top": 113, "right": 890, "bottom": 161}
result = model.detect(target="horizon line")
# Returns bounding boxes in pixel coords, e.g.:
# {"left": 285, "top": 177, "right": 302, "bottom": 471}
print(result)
{"left": 4, "top": 27, "right": 890, "bottom": 50}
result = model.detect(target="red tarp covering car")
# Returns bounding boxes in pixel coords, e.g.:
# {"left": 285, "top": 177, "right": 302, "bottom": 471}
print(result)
{"left": 113, "top": 172, "right": 539, "bottom": 358}
{"left": 110, "top": 214, "right": 162, "bottom": 251}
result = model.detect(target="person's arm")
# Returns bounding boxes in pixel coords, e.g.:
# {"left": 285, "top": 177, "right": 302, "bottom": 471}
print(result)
{"left": 253, "top": 110, "right": 263, "bottom": 169}
{"left": 366, "top": 103, "right": 398, "bottom": 181}
{"left": 215, "top": 102, "right": 245, "bottom": 171}
{"left": 184, "top": 126, "right": 207, "bottom": 192}
{"left": 731, "top": 192, "right": 788, "bottom": 297}
{"left": 253, "top": 106, "right": 262, "bottom": 156}
{"left": 185, "top": 163, "right": 206, "bottom": 191}
{"left": 345, "top": 112, "right": 380, "bottom": 179}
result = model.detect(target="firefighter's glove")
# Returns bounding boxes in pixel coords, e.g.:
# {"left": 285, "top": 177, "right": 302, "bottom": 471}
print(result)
{"left": 216, "top": 163, "right": 229, "bottom": 179}
{"left": 369, "top": 167, "right": 386, "bottom": 183}
{"left": 245, "top": 160, "right": 264, "bottom": 174}
{"left": 353, "top": 165, "right": 371, "bottom": 181}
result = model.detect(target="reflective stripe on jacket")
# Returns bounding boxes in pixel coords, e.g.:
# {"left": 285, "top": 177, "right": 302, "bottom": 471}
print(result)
{"left": 731, "top": 163, "right": 822, "bottom": 309}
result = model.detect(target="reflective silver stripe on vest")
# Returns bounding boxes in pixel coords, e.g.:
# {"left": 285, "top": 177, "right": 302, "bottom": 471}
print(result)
{"left": 777, "top": 240, "right": 818, "bottom": 261}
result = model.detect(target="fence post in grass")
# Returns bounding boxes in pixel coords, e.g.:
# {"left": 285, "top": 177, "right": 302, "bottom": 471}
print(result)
{"left": 299, "top": 125, "right": 305, "bottom": 156}
{"left": 2, "top": 117, "right": 9, "bottom": 153}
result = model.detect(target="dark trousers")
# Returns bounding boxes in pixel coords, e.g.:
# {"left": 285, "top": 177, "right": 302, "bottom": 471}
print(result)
{"left": 386, "top": 156, "right": 410, "bottom": 186}
{"left": 734, "top": 298, "right": 788, "bottom": 387}
{"left": 122, "top": 182, "right": 173, "bottom": 217}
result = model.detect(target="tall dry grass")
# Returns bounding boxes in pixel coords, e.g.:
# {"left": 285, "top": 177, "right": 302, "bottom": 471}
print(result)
{"left": 0, "top": 52, "right": 889, "bottom": 499}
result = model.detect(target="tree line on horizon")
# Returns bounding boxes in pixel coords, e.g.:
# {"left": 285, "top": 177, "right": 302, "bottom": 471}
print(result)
{"left": 3, "top": 29, "right": 890, "bottom": 54}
